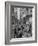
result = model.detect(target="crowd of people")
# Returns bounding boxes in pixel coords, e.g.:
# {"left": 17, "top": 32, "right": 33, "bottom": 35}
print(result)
{"left": 11, "top": 7, "right": 32, "bottom": 38}
{"left": 13, "top": 15, "right": 32, "bottom": 38}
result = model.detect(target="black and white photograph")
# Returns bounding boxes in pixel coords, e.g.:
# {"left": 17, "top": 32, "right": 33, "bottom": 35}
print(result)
{"left": 5, "top": 2, "right": 37, "bottom": 44}
{"left": 10, "top": 6, "right": 32, "bottom": 38}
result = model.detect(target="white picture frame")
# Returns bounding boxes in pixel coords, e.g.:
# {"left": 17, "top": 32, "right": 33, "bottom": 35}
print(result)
{"left": 5, "top": 1, "right": 37, "bottom": 44}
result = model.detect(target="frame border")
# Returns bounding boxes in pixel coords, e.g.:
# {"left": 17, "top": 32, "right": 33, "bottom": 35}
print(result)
{"left": 5, "top": 1, "right": 37, "bottom": 44}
